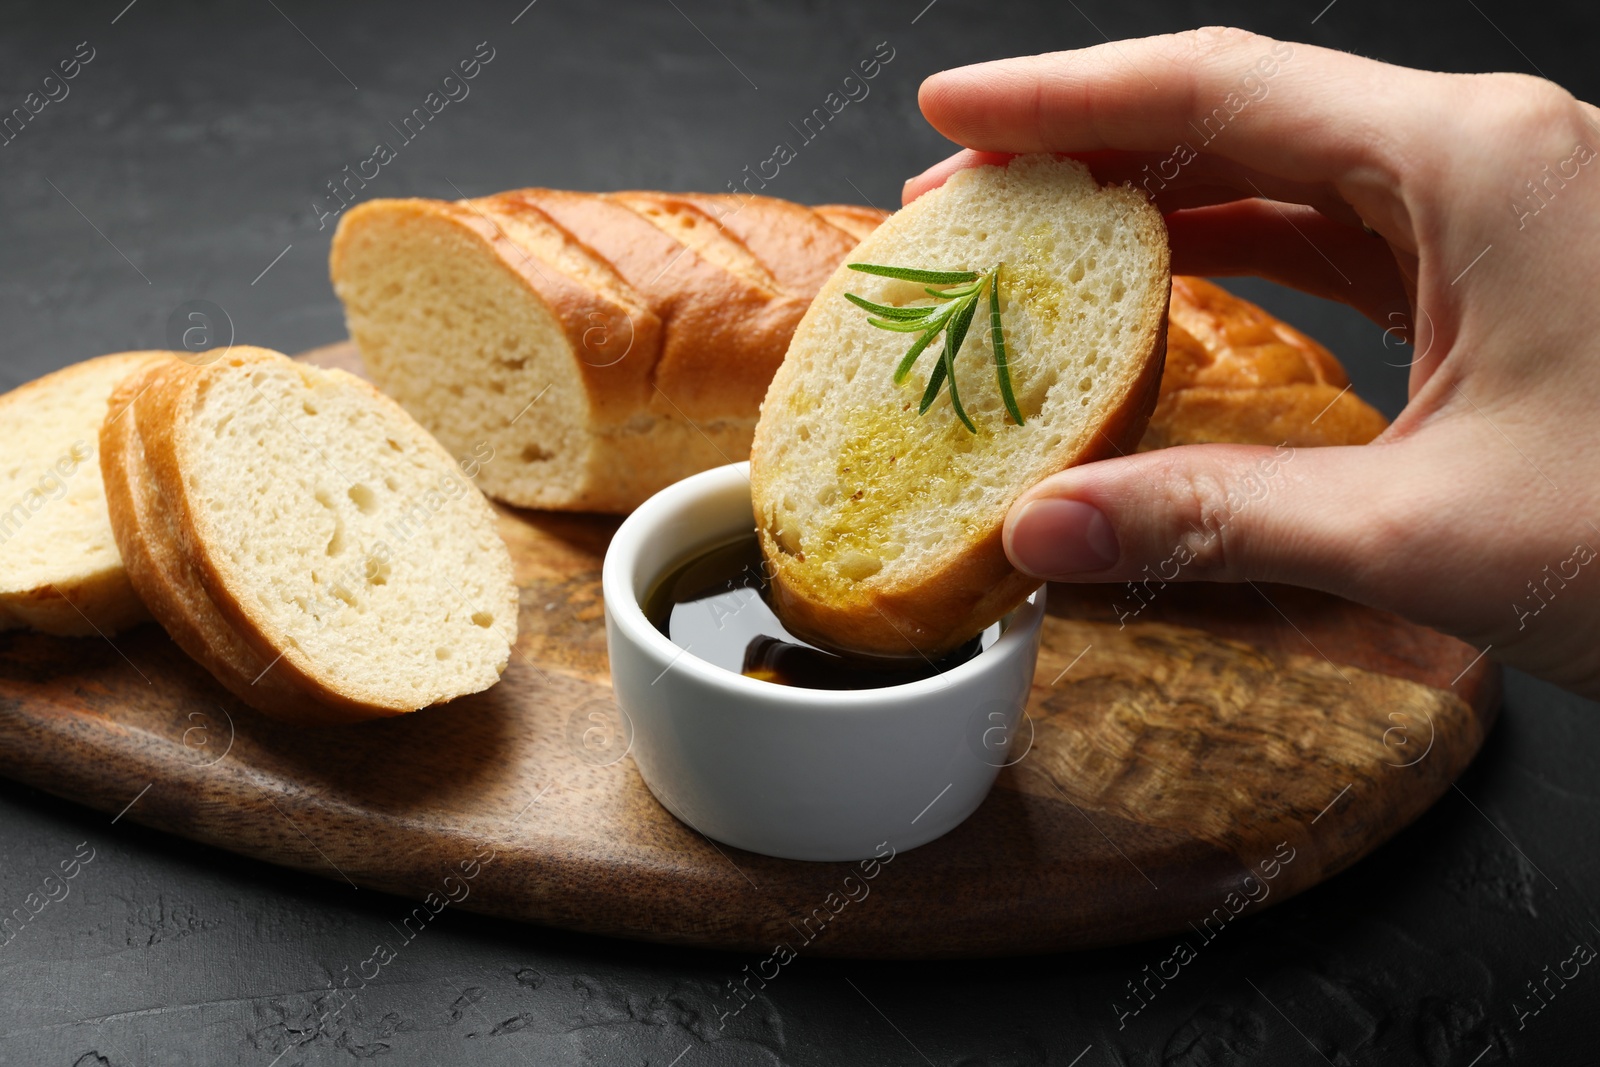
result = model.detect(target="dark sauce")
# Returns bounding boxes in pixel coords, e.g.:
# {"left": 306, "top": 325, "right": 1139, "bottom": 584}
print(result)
{"left": 643, "top": 535, "right": 997, "bottom": 690}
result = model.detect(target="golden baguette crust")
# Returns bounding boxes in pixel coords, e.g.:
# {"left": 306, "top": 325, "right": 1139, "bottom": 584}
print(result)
{"left": 515, "top": 188, "right": 811, "bottom": 420}
{"left": 811, "top": 204, "right": 891, "bottom": 242}
{"left": 1144, "top": 276, "right": 1389, "bottom": 449}
{"left": 752, "top": 158, "right": 1172, "bottom": 658}
{"left": 662, "top": 192, "right": 866, "bottom": 294}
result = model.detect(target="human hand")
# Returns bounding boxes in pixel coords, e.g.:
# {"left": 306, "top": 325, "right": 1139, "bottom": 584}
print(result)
{"left": 907, "top": 28, "right": 1600, "bottom": 696}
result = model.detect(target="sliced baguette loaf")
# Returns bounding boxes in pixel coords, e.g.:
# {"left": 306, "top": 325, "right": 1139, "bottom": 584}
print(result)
{"left": 1145, "top": 276, "right": 1389, "bottom": 449}
{"left": 750, "top": 155, "right": 1170, "bottom": 658}
{"left": 0, "top": 351, "right": 168, "bottom": 636}
{"left": 329, "top": 190, "right": 882, "bottom": 513}
{"left": 812, "top": 204, "right": 891, "bottom": 243}
{"left": 101, "top": 346, "right": 518, "bottom": 722}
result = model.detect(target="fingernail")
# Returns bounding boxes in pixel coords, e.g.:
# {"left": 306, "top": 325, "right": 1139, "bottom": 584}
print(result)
{"left": 1009, "top": 499, "right": 1119, "bottom": 576}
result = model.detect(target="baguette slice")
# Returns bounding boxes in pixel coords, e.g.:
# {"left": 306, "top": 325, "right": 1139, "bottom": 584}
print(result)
{"left": 102, "top": 347, "right": 518, "bottom": 721}
{"left": 0, "top": 351, "right": 168, "bottom": 636}
{"left": 101, "top": 357, "right": 310, "bottom": 716}
{"left": 751, "top": 155, "right": 1170, "bottom": 657}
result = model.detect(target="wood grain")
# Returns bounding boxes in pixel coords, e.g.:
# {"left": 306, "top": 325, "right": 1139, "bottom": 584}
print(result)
{"left": 0, "top": 342, "right": 1498, "bottom": 958}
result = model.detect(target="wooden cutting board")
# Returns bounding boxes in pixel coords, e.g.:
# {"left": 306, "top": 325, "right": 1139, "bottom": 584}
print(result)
{"left": 0, "top": 343, "right": 1498, "bottom": 959}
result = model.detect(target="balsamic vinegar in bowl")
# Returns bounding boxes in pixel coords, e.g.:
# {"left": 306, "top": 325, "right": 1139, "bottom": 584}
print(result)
{"left": 643, "top": 535, "right": 996, "bottom": 690}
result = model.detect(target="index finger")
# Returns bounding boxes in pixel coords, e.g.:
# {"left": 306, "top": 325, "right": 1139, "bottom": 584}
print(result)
{"left": 917, "top": 28, "right": 1418, "bottom": 189}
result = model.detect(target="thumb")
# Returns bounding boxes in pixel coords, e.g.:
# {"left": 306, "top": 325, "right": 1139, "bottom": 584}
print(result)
{"left": 1001, "top": 441, "right": 1416, "bottom": 602}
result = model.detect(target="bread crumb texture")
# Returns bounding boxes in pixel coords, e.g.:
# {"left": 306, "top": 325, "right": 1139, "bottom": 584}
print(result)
{"left": 177, "top": 351, "right": 517, "bottom": 708}
{"left": 753, "top": 155, "right": 1168, "bottom": 602}
{"left": 0, "top": 351, "right": 165, "bottom": 634}
{"left": 332, "top": 203, "right": 595, "bottom": 510}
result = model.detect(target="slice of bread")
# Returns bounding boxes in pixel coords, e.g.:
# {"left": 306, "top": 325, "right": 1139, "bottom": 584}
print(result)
{"left": 0, "top": 351, "right": 168, "bottom": 636}
{"left": 101, "top": 347, "right": 518, "bottom": 721}
{"left": 101, "top": 357, "right": 309, "bottom": 715}
{"left": 750, "top": 155, "right": 1170, "bottom": 658}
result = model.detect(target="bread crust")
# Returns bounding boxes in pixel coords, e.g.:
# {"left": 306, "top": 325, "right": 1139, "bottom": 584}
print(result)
{"left": 512, "top": 188, "right": 810, "bottom": 421}
{"left": 660, "top": 192, "right": 867, "bottom": 294}
{"left": 1141, "top": 276, "right": 1388, "bottom": 449}
{"left": 811, "top": 204, "right": 891, "bottom": 242}
{"left": 752, "top": 162, "right": 1172, "bottom": 658}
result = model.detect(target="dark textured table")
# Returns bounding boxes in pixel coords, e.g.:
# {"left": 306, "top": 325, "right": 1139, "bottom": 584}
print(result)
{"left": 2, "top": 1, "right": 1597, "bottom": 1063}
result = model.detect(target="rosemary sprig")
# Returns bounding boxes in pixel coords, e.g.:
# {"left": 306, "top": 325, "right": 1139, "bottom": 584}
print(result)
{"left": 844, "top": 262, "right": 1024, "bottom": 430}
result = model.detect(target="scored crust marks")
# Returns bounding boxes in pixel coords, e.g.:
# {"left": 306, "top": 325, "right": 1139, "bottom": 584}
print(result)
{"left": 480, "top": 188, "right": 866, "bottom": 417}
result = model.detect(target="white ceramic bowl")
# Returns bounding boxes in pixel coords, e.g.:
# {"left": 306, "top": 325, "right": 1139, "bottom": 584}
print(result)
{"left": 602, "top": 461, "right": 1045, "bottom": 862}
